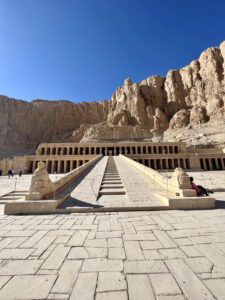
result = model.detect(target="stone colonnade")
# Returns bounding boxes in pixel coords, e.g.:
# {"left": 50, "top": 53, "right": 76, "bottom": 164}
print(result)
{"left": 28, "top": 159, "right": 88, "bottom": 174}
{"left": 38, "top": 145, "right": 180, "bottom": 156}
{"left": 199, "top": 157, "right": 225, "bottom": 170}
{"left": 20, "top": 142, "right": 225, "bottom": 174}
{"left": 135, "top": 157, "right": 190, "bottom": 170}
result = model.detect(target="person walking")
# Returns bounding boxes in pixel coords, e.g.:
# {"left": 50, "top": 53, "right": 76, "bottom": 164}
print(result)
{"left": 8, "top": 169, "right": 12, "bottom": 178}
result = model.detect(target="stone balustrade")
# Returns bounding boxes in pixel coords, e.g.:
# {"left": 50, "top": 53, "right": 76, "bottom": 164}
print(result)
{"left": 119, "top": 154, "right": 196, "bottom": 197}
{"left": 25, "top": 155, "right": 103, "bottom": 200}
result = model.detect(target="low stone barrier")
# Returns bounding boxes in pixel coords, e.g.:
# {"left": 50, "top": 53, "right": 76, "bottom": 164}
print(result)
{"left": 119, "top": 155, "right": 196, "bottom": 197}
{"left": 26, "top": 155, "right": 103, "bottom": 200}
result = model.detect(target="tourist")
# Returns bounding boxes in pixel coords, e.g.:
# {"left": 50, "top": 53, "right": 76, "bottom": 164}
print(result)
{"left": 11, "top": 169, "right": 14, "bottom": 177}
{"left": 190, "top": 177, "right": 214, "bottom": 196}
{"left": 19, "top": 170, "right": 23, "bottom": 177}
{"left": 0, "top": 169, "right": 2, "bottom": 176}
{"left": 8, "top": 169, "right": 12, "bottom": 178}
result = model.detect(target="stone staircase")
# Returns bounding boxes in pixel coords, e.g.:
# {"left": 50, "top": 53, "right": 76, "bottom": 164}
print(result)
{"left": 98, "top": 157, "right": 126, "bottom": 197}
{"left": 0, "top": 191, "right": 29, "bottom": 203}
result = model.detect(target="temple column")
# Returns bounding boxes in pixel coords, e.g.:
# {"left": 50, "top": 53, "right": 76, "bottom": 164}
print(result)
{"left": 57, "top": 161, "right": 61, "bottom": 173}
{"left": 221, "top": 158, "right": 225, "bottom": 170}
{"left": 159, "top": 160, "right": 162, "bottom": 169}
{"left": 208, "top": 159, "right": 212, "bottom": 170}
{"left": 51, "top": 161, "right": 54, "bottom": 173}
{"left": 165, "top": 159, "right": 169, "bottom": 169}
{"left": 171, "top": 159, "right": 175, "bottom": 170}
{"left": 202, "top": 158, "right": 207, "bottom": 170}
{"left": 32, "top": 161, "right": 36, "bottom": 173}
{"left": 64, "top": 161, "right": 67, "bottom": 173}
{"left": 215, "top": 159, "right": 219, "bottom": 170}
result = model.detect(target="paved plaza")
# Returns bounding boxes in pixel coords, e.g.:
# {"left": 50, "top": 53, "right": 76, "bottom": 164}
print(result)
{"left": 0, "top": 171, "right": 225, "bottom": 299}
{"left": 0, "top": 206, "right": 224, "bottom": 299}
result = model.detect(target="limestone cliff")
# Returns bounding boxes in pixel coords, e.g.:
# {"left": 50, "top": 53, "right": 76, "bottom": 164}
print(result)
{"left": 0, "top": 96, "right": 107, "bottom": 158}
{"left": 72, "top": 40, "right": 225, "bottom": 145}
{"left": 1, "top": 40, "right": 225, "bottom": 158}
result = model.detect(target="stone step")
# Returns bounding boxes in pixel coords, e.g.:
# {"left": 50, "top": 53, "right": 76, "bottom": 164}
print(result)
{"left": 1, "top": 194, "right": 27, "bottom": 198}
{"left": 104, "top": 172, "right": 118, "bottom": 174}
{"left": 101, "top": 184, "right": 124, "bottom": 189}
{"left": 103, "top": 173, "right": 119, "bottom": 175}
{"left": 102, "top": 181, "right": 122, "bottom": 185}
{"left": 11, "top": 190, "right": 28, "bottom": 193}
{"left": 104, "top": 173, "right": 119, "bottom": 176}
{"left": 0, "top": 196, "right": 24, "bottom": 200}
{"left": 102, "top": 181, "right": 122, "bottom": 184}
{"left": 104, "top": 172, "right": 118, "bottom": 175}
{"left": 99, "top": 188, "right": 126, "bottom": 195}
{"left": 104, "top": 177, "right": 119, "bottom": 179}
{"left": 9, "top": 192, "right": 28, "bottom": 196}
{"left": 103, "top": 178, "right": 121, "bottom": 181}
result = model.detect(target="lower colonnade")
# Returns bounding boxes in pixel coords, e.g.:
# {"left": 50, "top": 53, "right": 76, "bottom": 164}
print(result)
{"left": 1, "top": 141, "right": 225, "bottom": 174}
{"left": 26, "top": 156, "right": 225, "bottom": 174}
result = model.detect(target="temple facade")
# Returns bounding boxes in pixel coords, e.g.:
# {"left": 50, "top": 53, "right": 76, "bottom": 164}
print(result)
{"left": 1, "top": 141, "right": 225, "bottom": 175}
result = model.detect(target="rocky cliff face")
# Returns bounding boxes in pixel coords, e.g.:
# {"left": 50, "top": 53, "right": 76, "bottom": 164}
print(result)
{"left": 1, "top": 41, "right": 225, "bottom": 158}
{"left": 0, "top": 97, "right": 107, "bottom": 158}
{"left": 72, "top": 41, "right": 225, "bottom": 145}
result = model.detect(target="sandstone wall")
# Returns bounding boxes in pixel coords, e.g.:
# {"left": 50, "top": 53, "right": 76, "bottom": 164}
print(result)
{"left": 0, "top": 97, "right": 107, "bottom": 158}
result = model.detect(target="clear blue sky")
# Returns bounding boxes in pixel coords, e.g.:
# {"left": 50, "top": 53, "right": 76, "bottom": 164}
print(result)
{"left": 0, "top": 0, "right": 225, "bottom": 102}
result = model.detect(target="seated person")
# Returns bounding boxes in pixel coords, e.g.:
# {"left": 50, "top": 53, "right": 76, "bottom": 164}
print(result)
{"left": 190, "top": 177, "right": 214, "bottom": 196}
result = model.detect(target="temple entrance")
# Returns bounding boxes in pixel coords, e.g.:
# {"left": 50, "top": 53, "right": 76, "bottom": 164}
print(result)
{"left": 106, "top": 148, "right": 114, "bottom": 156}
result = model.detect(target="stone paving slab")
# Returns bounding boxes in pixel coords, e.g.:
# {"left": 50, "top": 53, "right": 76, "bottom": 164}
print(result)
{"left": 0, "top": 207, "right": 225, "bottom": 298}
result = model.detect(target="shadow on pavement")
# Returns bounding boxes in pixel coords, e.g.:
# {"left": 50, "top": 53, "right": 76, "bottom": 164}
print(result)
{"left": 60, "top": 196, "right": 104, "bottom": 209}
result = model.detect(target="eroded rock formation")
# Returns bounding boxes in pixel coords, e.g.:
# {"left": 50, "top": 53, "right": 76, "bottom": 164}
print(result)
{"left": 0, "top": 96, "right": 107, "bottom": 158}
{"left": 72, "top": 40, "right": 225, "bottom": 143}
{"left": 1, "top": 40, "right": 225, "bottom": 158}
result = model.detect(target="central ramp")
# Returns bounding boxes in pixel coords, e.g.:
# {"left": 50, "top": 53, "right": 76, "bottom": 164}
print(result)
{"left": 60, "top": 156, "right": 168, "bottom": 211}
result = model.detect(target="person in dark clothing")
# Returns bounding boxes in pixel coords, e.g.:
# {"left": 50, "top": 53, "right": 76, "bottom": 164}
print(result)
{"left": 190, "top": 177, "right": 214, "bottom": 196}
{"left": 0, "top": 169, "right": 2, "bottom": 176}
{"left": 19, "top": 170, "right": 23, "bottom": 177}
{"left": 8, "top": 169, "right": 12, "bottom": 178}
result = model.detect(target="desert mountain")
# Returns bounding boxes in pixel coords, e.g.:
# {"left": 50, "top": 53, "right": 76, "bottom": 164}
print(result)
{"left": 1, "top": 41, "right": 225, "bottom": 158}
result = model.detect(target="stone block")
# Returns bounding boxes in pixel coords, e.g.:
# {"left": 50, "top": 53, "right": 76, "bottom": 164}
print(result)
{"left": 0, "top": 275, "right": 56, "bottom": 299}
{"left": 149, "top": 273, "right": 181, "bottom": 295}
{"left": 124, "top": 260, "right": 168, "bottom": 274}
{"left": 97, "top": 272, "right": 127, "bottom": 292}
{"left": 82, "top": 258, "right": 123, "bottom": 272}
{"left": 0, "top": 259, "right": 42, "bottom": 275}
{"left": 70, "top": 272, "right": 97, "bottom": 300}
{"left": 127, "top": 274, "right": 155, "bottom": 300}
